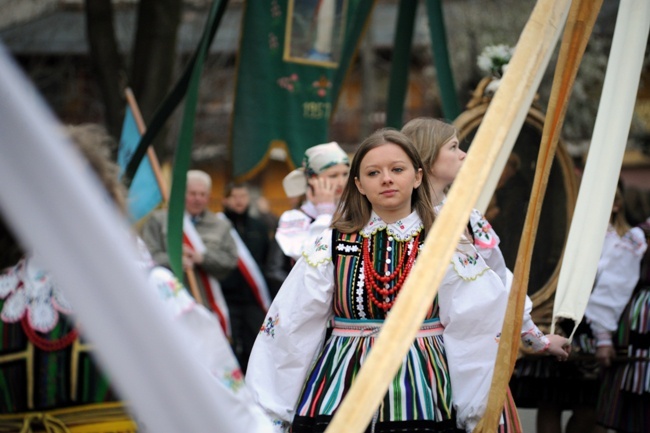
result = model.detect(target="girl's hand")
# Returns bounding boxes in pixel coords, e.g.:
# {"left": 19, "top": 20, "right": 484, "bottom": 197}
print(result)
{"left": 595, "top": 345, "right": 616, "bottom": 367}
{"left": 545, "top": 334, "right": 571, "bottom": 361}
{"left": 307, "top": 177, "right": 336, "bottom": 205}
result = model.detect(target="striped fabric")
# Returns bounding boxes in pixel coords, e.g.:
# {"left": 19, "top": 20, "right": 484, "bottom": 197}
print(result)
{"left": 292, "top": 229, "right": 458, "bottom": 432}
{"left": 597, "top": 286, "right": 650, "bottom": 432}
{"left": 0, "top": 313, "right": 116, "bottom": 413}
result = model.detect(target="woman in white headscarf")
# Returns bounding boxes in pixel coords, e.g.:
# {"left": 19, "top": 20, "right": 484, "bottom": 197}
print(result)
{"left": 275, "top": 141, "right": 350, "bottom": 261}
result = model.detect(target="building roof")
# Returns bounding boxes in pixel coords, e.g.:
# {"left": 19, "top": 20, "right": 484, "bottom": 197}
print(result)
{"left": 0, "top": 1, "right": 432, "bottom": 55}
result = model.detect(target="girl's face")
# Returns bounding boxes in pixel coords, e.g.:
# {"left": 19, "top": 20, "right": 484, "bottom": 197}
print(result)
{"left": 354, "top": 143, "right": 422, "bottom": 222}
{"left": 430, "top": 135, "right": 466, "bottom": 186}
{"left": 318, "top": 163, "right": 349, "bottom": 200}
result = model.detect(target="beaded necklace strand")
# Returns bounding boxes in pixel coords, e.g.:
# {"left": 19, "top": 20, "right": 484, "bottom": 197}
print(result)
{"left": 362, "top": 233, "right": 420, "bottom": 311}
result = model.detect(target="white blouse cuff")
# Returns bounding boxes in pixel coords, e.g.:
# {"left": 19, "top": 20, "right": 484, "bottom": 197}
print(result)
{"left": 521, "top": 326, "right": 550, "bottom": 353}
{"left": 314, "top": 202, "right": 336, "bottom": 216}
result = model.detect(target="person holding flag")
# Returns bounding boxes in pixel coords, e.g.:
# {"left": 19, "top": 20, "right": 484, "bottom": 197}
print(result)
{"left": 141, "top": 170, "right": 238, "bottom": 335}
{"left": 218, "top": 182, "right": 273, "bottom": 372}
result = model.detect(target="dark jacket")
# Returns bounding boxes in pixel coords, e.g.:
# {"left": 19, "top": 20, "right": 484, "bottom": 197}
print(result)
{"left": 220, "top": 208, "right": 271, "bottom": 305}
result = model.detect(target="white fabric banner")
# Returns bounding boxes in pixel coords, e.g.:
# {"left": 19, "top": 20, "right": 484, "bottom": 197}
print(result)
{"left": 552, "top": 0, "right": 650, "bottom": 335}
{"left": 0, "top": 43, "right": 272, "bottom": 433}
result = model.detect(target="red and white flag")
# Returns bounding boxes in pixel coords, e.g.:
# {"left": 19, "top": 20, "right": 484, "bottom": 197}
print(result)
{"left": 182, "top": 213, "right": 231, "bottom": 337}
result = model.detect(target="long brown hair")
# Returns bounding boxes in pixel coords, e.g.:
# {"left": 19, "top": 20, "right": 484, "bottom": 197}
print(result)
{"left": 331, "top": 128, "right": 435, "bottom": 234}
{"left": 611, "top": 186, "right": 631, "bottom": 237}
{"left": 401, "top": 117, "right": 458, "bottom": 174}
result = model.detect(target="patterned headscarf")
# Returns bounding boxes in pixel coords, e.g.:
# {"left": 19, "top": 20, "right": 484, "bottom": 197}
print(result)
{"left": 282, "top": 142, "right": 349, "bottom": 198}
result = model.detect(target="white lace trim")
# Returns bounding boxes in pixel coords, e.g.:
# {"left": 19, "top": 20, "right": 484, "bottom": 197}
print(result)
{"left": 360, "top": 211, "right": 423, "bottom": 241}
{"left": 0, "top": 258, "right": 71, "bottom": 332}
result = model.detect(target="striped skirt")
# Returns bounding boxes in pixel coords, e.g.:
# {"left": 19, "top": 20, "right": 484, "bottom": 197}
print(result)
{"left": 292, "top": 318, "right": 460, "bottom": 433}
{"left": 596, "top": 286, "right": 650, "bottom": 432}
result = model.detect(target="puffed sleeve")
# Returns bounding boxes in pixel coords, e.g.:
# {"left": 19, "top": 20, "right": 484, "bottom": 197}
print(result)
{"left": 147, "top": 266, "right": 275, "bottom": 433}
{"left": 469, "top": 208, "right": 508, "bottom": 285}
{"left": 276, "top": 208, "right": 333, "bottom": 261}
{"left": 246, "top": 229, "right": 335, "bottom": 430}
{"left": 586, "top": 227, "right": 647, "bottom": 345}
{"left": 437, "top": 258, "right": 508, "bottom": 432}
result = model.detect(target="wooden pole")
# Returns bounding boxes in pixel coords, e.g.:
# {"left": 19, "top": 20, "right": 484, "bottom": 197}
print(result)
{"left": 124, "top": 87, "right": 205, "bottom": 306}
{"left": 323, "top": 2, "right": 570, "bottom": 432}
{"left": 552, "top": 0, "right": 650, "bottom": 333}
{"left": 474, "top": 0, "right": 603, "bottom": 430}
{"left": 124, "top": 88, "right": 169, "bottom": 203}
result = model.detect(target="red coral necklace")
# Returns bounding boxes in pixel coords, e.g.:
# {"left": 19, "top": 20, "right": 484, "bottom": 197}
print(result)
{"left": 363, "top": 233, "right": 419, "bottom": 311}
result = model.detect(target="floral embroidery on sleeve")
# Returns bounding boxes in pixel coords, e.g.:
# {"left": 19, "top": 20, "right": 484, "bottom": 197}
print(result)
{"left": 260, "top": 314, "right": 280, "bottom": 338}
{"left": 470, "top": 209, "right": 499, "bottom": 249}
{"left": 521, "top": 326, "right": 550, "bottom": 352}
{"left": 221, "top": 367, "right": 245, "bottom": 392}
{"left": 450, "top": 247, "right": 491, "bottom": 281}
{"left": 303, "top": 231, "right": 333, "bottom": 267}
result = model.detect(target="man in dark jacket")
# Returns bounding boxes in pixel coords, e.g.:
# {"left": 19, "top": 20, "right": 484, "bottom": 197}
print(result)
{"left": 219, "top": 182, "right": 272, "bottom": 372}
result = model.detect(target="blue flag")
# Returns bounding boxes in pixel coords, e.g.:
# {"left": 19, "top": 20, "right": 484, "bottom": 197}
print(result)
{"left": 117, "top": 107, "right": 163, "bottom": 222}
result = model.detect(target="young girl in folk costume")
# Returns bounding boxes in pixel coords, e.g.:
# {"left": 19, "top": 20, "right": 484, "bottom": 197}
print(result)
{"left": 247, "top": 129, "right": 462, "bottom": 432}
{"left": 275, "top": 141, "right": 350, "bottom": 260}
{"left": 595, "top": 198, "right": 649, "bottom": 433}
{"left": 596, "top": 214, "right": 650, "bottom": 433}
{"left": 401, "top": 117, "right": 570, "bottom": 433}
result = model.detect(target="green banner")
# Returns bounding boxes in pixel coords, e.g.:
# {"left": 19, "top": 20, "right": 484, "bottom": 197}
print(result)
{"left": 425, "top": 0, "right": 460, "bottom": 121}
{"left": 231, "top": 0, "right": 375, "bottom": 179}
{"left": 385, "top": 0, "right": 416, "bottom": 129}
{"left": 168, "top": 0, "right": 228, "bottom": 279}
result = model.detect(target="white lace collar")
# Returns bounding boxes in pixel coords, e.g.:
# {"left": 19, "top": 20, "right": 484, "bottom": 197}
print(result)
{"left": 0, "top": 256, "right": 73, "bottom": 332}
{"left": 360, "top": 211, "right": 423, "bottom": 241}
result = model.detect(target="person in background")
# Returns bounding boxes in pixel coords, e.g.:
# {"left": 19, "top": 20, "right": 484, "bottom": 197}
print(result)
{"left": 275, "top": 141, "right": 349, "bottom": 261}
{"left": 255, "top": 196, "right": 279, "bottom": 240}
{"left": 141, "top": 170, "right": 238, "bottom": 312}
{"left": 266, "top": 141, "right": 351, "bottom": 297}
{"left": 596, "top": 213, "right": 650, "bottom": 432}
{"left": 219, "top": 182, "right": 272, "bottom": 372}
{"left": 512, "top": 185, "right": 646, "bottom": 433}
{"left": 402, "top": 117, "right": 570, "bottom": 432}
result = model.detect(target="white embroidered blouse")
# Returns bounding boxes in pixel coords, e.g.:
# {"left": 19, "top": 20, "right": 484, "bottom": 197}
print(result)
{"left": 585, "top": 224, "right": 647, "bottom": 346}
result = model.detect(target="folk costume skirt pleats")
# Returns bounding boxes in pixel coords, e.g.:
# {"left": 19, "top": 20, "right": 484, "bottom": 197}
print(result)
{"left": 292, "top": 318, "right": 460, "bottom": 433}
{"left": 596, "top": 285, "right": 650, "bottom": 433}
